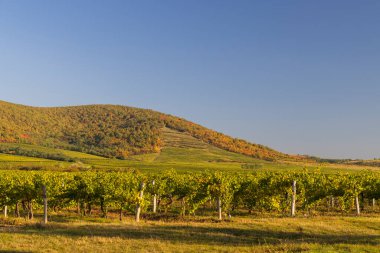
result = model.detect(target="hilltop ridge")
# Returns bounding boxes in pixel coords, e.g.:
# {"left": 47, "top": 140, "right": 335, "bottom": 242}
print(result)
{"left": 0, "top": 100, "right": 303, "bottom": 161}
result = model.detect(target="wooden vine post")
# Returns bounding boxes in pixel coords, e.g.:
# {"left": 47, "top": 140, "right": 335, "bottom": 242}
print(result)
{"left": 355, "top": 195, "right": 360, "bottom": 216}
{"left": 217, "top": 197, "right": 222, "bottom": 220}
{"left": 28, "top": 201, "right": 34, "bottom": 220}
{"left": 135, "top": 182, "right": 145, "bottom": 222}
{"left": 291, "top": 181, "right": 296, "bottom": 217}
{"left": 152, "top": 180, "right": 157, "bottom": 213}
{"left": 42, "top": 185, "right": 48, "bottom": 224}
{"left": 3, "top": 206, "right": 7, "bottom": 218}
{"left": 15, "top": 202, "right": 20, "bottom": 217}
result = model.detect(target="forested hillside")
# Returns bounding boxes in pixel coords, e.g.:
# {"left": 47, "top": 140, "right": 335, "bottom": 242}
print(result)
{"left": 0, "top": 100, "right": 301, "bottom": 161}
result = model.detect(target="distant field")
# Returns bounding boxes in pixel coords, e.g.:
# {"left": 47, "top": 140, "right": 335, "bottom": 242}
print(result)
{"left": 0, "top": 153, "right": 68, "bottom": 170}
{"left": 0, "top": 129, "right": 379, "bottom": 173}
{"left": 0, "top": 215, "right": 379, "bottom": 253}
{"left": 0, "top": 153, "right": 51, "bottom": 162}
{"left": 0, "top": 143, "right": 106, "bottom": 160}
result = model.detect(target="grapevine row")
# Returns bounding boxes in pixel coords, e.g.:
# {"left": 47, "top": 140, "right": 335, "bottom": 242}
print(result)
{"left": 0, "top": 170, "right": 379, "bottom": 222}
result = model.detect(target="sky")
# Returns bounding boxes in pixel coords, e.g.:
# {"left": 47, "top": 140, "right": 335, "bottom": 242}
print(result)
{"left": 0, "top": 0, "right": 379, "bottom": 159}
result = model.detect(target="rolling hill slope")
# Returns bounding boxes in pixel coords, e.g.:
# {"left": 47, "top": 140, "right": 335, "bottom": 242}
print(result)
{"left": 0, "top": 127, "right": 274, "bottom": 172}
{"left": 1, "top": 128, "right": 378, "bottom": 173}
{"left": 0, "top": 100, "right": 303, "bottom": 162}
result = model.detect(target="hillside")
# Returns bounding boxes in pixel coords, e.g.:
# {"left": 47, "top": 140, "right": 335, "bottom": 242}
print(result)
{"left": 0, "top": 100, "right": 302, "bottom": 161}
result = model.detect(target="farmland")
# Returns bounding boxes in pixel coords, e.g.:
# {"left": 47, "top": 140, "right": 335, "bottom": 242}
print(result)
{"left": 0, "top": 102, "right": 380, "bottom": 253}
{"left": 0, "top": 169, "right": 379, "bottom": 251}
{"left": 1, "top": 129, "right": 379, "bottom": 174}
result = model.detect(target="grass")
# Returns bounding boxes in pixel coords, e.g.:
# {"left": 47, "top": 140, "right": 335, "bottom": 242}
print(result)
{"left": 0, "top": 215, "right": 379, "bottom": 252}
{"left": 0, "top": 153, "right": 51, "bottom": 162}
{"left": 0, "top": 143, "right": 106, "bottom": 160}
{"left": 0, "top": 153, "right": 69, "bottom": 170}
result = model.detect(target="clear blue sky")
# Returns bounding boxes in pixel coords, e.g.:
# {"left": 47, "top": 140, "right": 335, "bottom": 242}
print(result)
{"left": 1, "top": 0, "right": 379, "bottom": 159}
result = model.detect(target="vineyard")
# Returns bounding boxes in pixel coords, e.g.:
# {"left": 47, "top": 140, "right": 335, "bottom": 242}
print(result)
{"left": 1, "top": 170, "right": 379, "bottom": 221}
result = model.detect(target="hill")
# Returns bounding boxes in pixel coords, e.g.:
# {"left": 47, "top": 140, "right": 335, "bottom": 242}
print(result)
{"left": 0, "top": 100, "right": 304, "bottom": 162}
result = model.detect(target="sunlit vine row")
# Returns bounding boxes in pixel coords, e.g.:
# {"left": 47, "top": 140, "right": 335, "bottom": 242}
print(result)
{"left": 0, "top": 170, "right": 379, "bottom": 220}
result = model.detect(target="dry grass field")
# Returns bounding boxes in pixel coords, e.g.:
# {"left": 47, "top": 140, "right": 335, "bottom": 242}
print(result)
{"left": 1, "top": 215, "right": 379, "bottom": 253}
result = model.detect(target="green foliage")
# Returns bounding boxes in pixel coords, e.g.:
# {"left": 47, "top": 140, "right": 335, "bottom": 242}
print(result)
{"left": 0, "top": 101, "right": 164, "bottom": 158}
{"left": 1, "top": 170, "right": 379, "bottom": 220}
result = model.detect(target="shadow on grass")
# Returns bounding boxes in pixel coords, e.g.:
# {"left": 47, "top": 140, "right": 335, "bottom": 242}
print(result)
{"left": 0, "top": 251, "right": 32, "bottom": 253}
{"left": 2, "top": 222, "right": 379, "bottom": 247}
